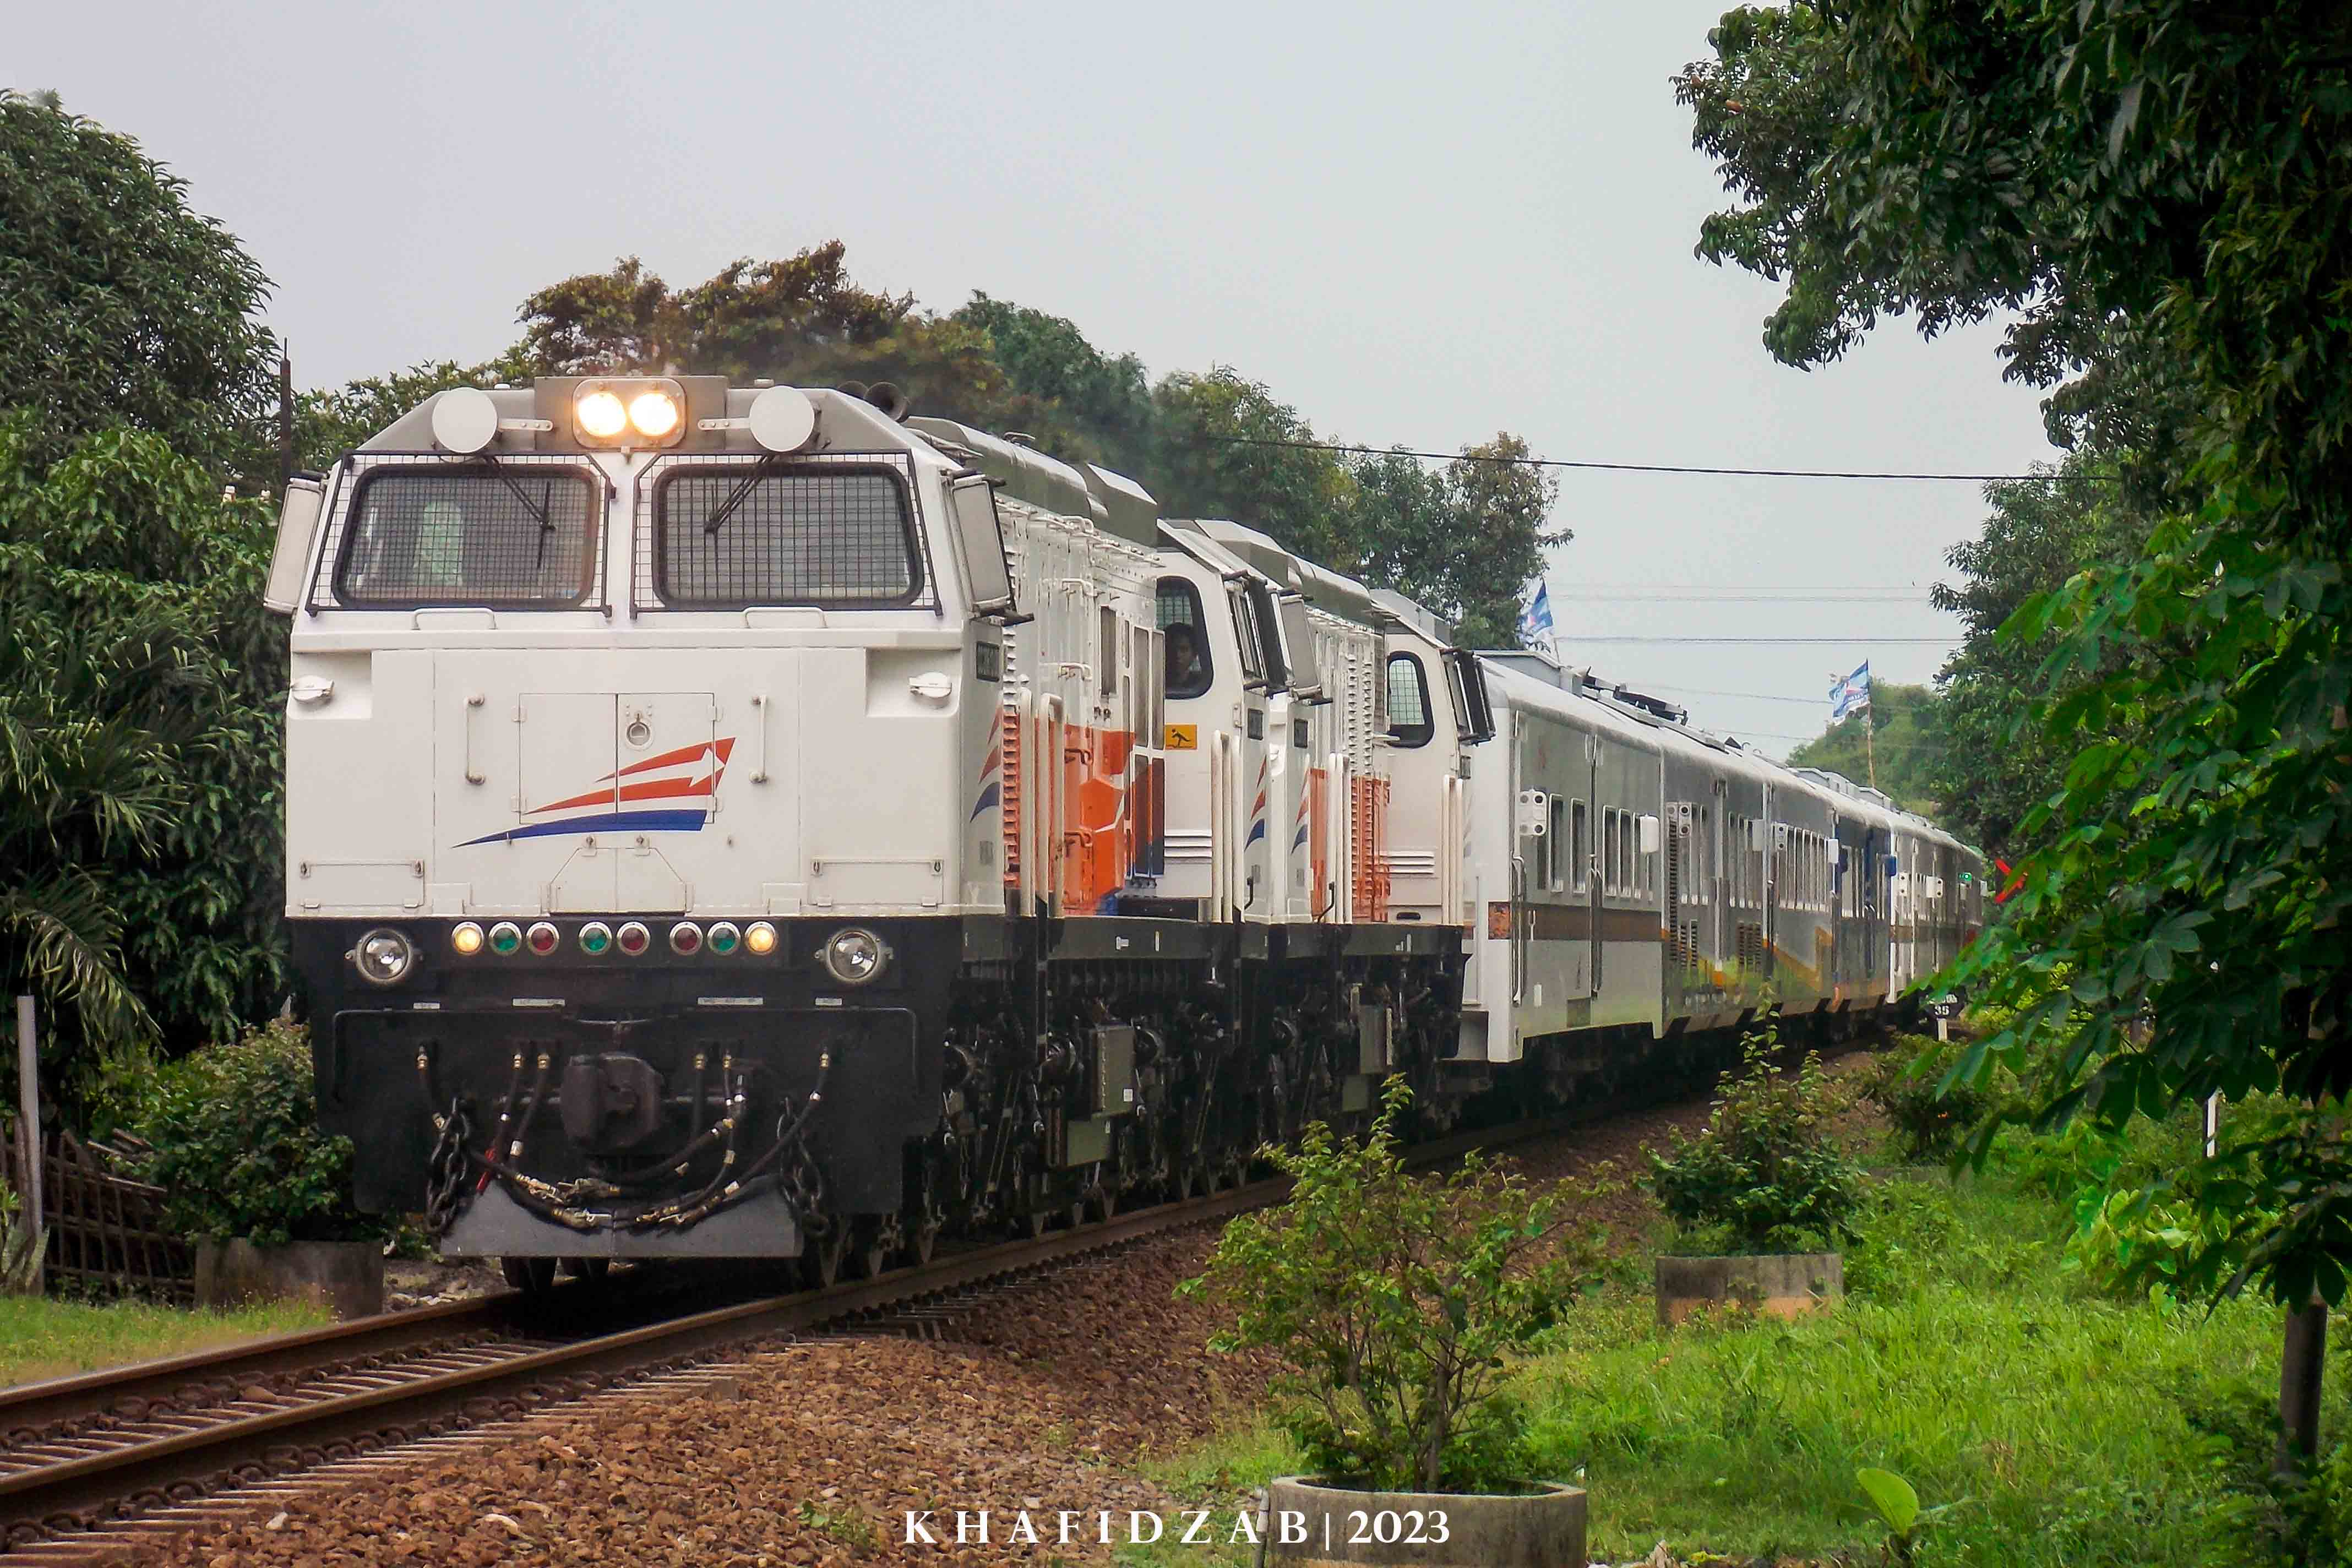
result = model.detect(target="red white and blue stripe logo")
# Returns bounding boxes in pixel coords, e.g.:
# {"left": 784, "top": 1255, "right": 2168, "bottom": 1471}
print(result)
{"left": 460, "top": 738, "right": 735, "bottom": 846}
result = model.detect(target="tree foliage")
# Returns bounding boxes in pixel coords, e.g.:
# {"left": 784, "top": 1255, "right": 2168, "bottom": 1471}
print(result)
{"left": 0, "top": 92, "right": 275, "bottom": 480}
{"left": 1784, "top": 681, "right": 1945, "bottom": 818}
{"left": 135, "top": 1019, "right": 374, "bottom": 1246}
{"left": 1679, "top": 2, "right": 2352, "bottom": 1305}
{"left": 0, "top": 415, "right": 285, "bottom": 1091}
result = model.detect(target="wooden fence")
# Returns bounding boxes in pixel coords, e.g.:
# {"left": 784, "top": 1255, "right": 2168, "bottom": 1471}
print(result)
{"left": 2, "top": 1131, "right": 194, "bottom": 1303}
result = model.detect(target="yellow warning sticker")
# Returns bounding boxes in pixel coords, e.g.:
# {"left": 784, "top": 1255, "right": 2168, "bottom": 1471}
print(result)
{"left": 1163, "top": 723, "right": 1198, "bottom": 750}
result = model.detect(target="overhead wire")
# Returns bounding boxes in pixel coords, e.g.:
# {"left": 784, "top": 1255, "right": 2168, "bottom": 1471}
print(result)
{"left": 1197, "top": 432, "right": 2114, "bottom": 483}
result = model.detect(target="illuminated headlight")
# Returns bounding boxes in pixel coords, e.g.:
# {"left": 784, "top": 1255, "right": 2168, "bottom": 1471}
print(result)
{"left": 574, "top": 388, "right": 628, "bottom": 439}
{"left": 819, "top": 926, "right": 888, "bottom": 986}
{"left": 353, "top": 928, "right": 416, "bottom": 986}
{"left": 744, "top": 921, "right": 778, "bottom": 956}
{"left": 706, "top": 921, "right": 741, "bottom": 955}
{"left": 450, "top": 922, "right": 484, "bottom": 956}
{"left": 628, "top": 389, "right": 680, "bottom": 439}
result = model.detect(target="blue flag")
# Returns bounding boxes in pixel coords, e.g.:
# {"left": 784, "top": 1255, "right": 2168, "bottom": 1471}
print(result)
{"left": 1518, "top": 580, "right": 1555, "bottom": 651}
{"left": 1829, "top": 661, "right": 1872, "bottom": 721}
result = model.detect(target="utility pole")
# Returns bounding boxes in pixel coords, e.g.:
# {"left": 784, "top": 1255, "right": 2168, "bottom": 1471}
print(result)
{"left": 1865, "top": 707, "right": 1877, "bottom": 793}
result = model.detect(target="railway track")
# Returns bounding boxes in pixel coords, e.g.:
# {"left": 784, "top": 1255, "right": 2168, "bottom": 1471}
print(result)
{"left": 0, "top": 1101, "right": 1643, "bottom": 1562}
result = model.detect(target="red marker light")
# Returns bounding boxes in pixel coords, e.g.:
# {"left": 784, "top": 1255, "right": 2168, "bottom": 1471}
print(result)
{"left": 616, "top": 921, "right": 651, "bottom": 956}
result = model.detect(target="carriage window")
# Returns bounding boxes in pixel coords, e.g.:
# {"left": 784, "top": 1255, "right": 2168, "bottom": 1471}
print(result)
{"left": 1156, "top": 578, "right": 1212, "bottom": 699}
{"left": 1385, "top": 653, "right": 1434, "bottom": 748}
{"left": 1099, "top": 606, "right": 1119, "bottom": 696}
{"left": 1570, "top": 799, "right": 1589, "bottom": 894}
{"left": 331, "top": 466, "right": 601, "bottom": 606}
{"left": 651, "top": 463, "right": 919, "bottom": 607}
{"left": 1547, "top": 794, "right": 1568, "bottom": 890}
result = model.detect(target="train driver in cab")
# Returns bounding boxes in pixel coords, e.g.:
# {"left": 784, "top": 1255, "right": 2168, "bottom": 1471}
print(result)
{"left": 1165, "top": 621, "right": 1207, "bottom": 694}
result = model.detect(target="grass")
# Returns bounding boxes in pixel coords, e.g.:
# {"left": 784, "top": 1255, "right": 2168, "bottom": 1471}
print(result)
{"left": 0, "top": 1293, "right": 333, "bottom": 1389}
{"left": 1526, "top": 1171, "right": 2298, "bottom": 1565}
{"left": 1131, "top": 1134, "right": 2335, "bottom": 1566}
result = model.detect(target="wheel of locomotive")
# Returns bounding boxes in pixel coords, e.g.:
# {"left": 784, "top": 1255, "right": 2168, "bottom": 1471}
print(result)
{"left": 800, "top": 1223, "right": 851, "bottom": 1289}
{"left": 500, "top": 1256, "right": 556, "bottom": 1295}
{"left": 557, "top": 1257, "right": 609, "bottom": 1283}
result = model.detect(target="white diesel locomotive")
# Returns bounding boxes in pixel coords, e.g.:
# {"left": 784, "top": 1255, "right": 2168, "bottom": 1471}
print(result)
{"left": 263, "top": 375, "right": 1983, "bottom": 1286}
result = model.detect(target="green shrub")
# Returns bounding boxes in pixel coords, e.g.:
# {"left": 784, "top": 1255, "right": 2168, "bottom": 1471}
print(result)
{"left": 137, "top": 1019, "right": 376, "bottom": 1247}
{"left": 1182, "top": 1079, "right": 1612, "bottom": 1493}
{"left": 1647, "top": 1025, "right": 1867, "bottom": 1255}
{"left": 1865, "top": 1033, "right": 1995, "bottom": 1163}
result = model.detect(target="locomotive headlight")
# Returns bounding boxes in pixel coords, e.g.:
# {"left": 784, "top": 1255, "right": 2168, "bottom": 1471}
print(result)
{"left": 627, "top": 389, "right": 680, "bottom": 439}
{"left": 574, "top": 388, "right": 628, "bottom": 439}
{"left": 819, "top": 926, "right": 888, "bottom": 986}
{"left": 353, "top": 928, "right": 416, "bottom": 986}
{"left": 450, "top": 922, "right": 484, "bottom": 956}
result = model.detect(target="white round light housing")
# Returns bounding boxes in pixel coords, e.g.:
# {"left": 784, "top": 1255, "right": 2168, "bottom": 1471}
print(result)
{"left": 819, "top": 926, "right": 888, "bottom": 986}
{"left": 354, "top": 928, "right": 416, "bottom": 986}
{"left": 429, "top": 387, "right": 500, "bottom": 455}
{"left": 574, "top": 388, "right": 628, "bottom": 440}
{"left": 747, "top": 385, "right": 818, "bottom": 454}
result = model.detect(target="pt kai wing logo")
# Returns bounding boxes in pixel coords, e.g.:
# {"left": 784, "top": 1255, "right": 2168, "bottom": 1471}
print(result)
{"left": 459, "top": 738, "right": 736, "bottom": 846}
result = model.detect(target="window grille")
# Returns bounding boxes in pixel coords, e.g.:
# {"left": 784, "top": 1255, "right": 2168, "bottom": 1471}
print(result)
{"left": 310, "top": 455, "right": 607, "bottom": 611}
{"left": 635, "top": 452, "right": 935, "bottom": 612}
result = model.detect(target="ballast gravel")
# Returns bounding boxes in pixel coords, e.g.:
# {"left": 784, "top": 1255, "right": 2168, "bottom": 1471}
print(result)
{"left": 119, "top": 1082, "right": 1845, "bottom": 1568}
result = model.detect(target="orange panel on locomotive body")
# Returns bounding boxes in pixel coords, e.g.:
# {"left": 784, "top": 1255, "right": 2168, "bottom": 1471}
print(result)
{"left": 265, "top": 379, "right": 1483, "bottom": 1274}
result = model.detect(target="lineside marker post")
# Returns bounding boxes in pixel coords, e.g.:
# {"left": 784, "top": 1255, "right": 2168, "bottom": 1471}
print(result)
{"left": 11, "top": 995, "right": 41, "bottom": 1295}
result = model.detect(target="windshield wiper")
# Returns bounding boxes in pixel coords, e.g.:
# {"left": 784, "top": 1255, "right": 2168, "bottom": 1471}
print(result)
{"left": 704, "top": 456, "right": 780, "bottom": 535}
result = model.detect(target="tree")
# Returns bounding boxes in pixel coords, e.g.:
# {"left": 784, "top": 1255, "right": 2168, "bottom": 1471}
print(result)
{"left": 1926, "top": 457, "right": 2149, "bottom": 859}
{"left": 1147, "top": 367, "right": 1362, "bottom": 566}
{"left": 0, "top": 92, "right": 276, "bottom": 479}
{"left": 1675, "top": 0, "right": 2352, "bottom": 1402}
{"left": 951, "top": 293, "right": 1156, "bottom": 474}
{"left": 1784, "top": 682, "right": 1945, "bottom": 818}
{"left": 295, "top": 351, "right": 536, "bottom": 471}
{"left": 0, "top": 414, "right": 285, "bottom": 1101}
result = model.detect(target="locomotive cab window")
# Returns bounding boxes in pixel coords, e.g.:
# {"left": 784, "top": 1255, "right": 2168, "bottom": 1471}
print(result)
{"left": 1384, "top": 653, "right": 1434, "bottom": 748}
{"left": 330, "top": 464, "right": 602, "bottom": 607}
{"left": 650, "top": 461, "right": 920, "bottom": 608}
{"left": 1227, "top": 582, "right": 1266, "bottom": 689}
{"left": 1157, "top": 578, "right": 1213, "bottom": 699}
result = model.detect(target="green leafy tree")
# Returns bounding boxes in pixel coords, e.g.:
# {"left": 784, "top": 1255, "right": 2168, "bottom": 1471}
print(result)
{"left": 294, "top": 350, "right": 536, "bottom": 470}
{"left": 1926, "top": 456, "right": 2150, "bottom": 859}
{"left": 1784, "top": 682, "right": 1945, "bottom": 818}
{"left": 1677, "top": 4, "right": 2352, "bottom": 1324}
{"left": 1183, "top": 1080, "right": 1610, "bottom": 1492}
{"left": 0, "top": 415, "right": 285, "bottom": 1093}
{"left": 950, "top": 292, "right": 1156, "bottom": 474}
{"left": 0, "top": 92, "right": 276, "bottom": 480}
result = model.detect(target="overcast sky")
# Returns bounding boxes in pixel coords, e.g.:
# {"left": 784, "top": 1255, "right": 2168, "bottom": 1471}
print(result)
{"left": 19, "top": 0, "right": 2059, "bottom": 763}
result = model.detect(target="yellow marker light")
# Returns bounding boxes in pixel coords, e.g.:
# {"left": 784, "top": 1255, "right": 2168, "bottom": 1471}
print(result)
{"left": 744, "top": 921, "right": 778, "bottom": 956}
{"left": 451, "top": 922, "right": 485, "bottom": 956}
{"left": 628, "top": 389, "right": 680, "bottom": 439}
{"left": 575, "top": 388, "right": 628, "bottom": 439}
